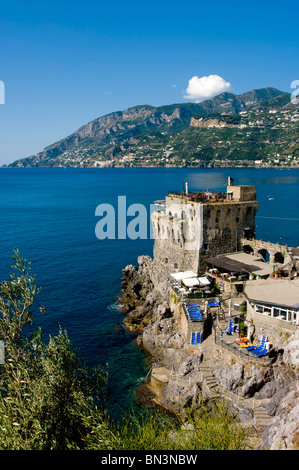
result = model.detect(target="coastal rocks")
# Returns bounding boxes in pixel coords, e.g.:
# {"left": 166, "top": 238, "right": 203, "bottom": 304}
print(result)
{"left": 120, "top": 255, "right": 299, "bottom": 449}
{"left": 120, "top": 258, "right": 157, "bottom": 332}
{"left": 159, "top": 382, "right": 201, "bottom": 413}
{"left": 241, "top": 366, "right": 272, "bottom": 398}
{"left": 264, "top": 388, "right": 299, "bottom": 450}
{"left": 213, "top": 363, "right": 244, "bottom": 392}
{"left": 280, "top": 329, "right": 299, "bottom": 367}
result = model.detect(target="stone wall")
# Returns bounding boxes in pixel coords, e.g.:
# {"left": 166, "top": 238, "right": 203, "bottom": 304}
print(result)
{"left": 246, "top": 302, "right": 297, "bottom": 346}
{"left": 227, "top": 184, "right": 257, "bottom": 202}
{"left": 151, "top": 195, "right": 203, "bottom": 274}
{"left": 169, "top": 290, "right": 189, "bottom": 340}
{"left": 152, "top": 195, "right": 258, "bottom": 275}
{"left": 241, "top": 238, "right": 293, "bottom": 265}
{"left": 202, "top": 201, "right": 258, "bottom": 259}
{"left": 169, "top": 289, "right": 209, "bottom": 346}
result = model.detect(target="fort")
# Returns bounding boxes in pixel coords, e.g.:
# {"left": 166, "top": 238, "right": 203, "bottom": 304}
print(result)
{"left": 151, "top": 177, "right": 258, "bottom": 275}
{"left": 151, "top": 178, "right": 298, "bottom": 341}
{"left": 119, "top": 177, "right": 299, "bottom": 450}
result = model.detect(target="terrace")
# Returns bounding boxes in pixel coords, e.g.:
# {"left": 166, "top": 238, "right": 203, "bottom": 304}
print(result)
{"left": 168, "top": 190, "right": 228, "bottom": 204}
{"left": 213, "top": 323, "right": 273, "bottom": 364}
{"left": 205, "top": 252, "right": 275, "bottom": 282}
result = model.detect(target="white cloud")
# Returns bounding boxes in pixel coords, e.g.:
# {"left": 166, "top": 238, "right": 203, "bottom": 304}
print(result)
{"left": 184, "top": 74, "right": 233, "bottom": 102}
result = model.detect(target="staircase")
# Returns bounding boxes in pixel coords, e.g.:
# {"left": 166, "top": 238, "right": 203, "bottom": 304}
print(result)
{"left": 195, "top": 361, "right": 274, "bottom": 429}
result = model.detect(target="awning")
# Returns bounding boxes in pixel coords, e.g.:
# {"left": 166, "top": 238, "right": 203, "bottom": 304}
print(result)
{"left": 171, "top": 271, "right": 197, "bottom": 281}
{"left": 198, "top": 277, "right": 210, "bottom": 286}
{"left": 182, "top": 277, "right": 200, "bottom": 287}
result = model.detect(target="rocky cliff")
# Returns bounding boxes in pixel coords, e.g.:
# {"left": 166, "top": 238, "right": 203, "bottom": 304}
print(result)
{"left": 190, "top": 116, "right": 240, "bottom": 128}
{"left": 119, "top": 255, "right": 299, "bottom": 450}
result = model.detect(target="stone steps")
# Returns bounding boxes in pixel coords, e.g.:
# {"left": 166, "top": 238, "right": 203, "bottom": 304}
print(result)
{"left": 196, "top": 363, "right": 274, "bottom": 428}
{"left": 157, "top": 358, "right": 274, "bottom": 430}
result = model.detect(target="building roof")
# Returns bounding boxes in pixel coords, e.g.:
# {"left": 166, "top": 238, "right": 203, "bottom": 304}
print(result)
{"left": 206, "top": 252, "right": 274, "bottom": 277}
{"left": 171, "top": 271, "right": 197, "bottom": 280}
{"left": 291, "top": 247, "right": 299, "bottom": 257}
{"left": 244, "top": 278, "right": 299, "bottom": 309}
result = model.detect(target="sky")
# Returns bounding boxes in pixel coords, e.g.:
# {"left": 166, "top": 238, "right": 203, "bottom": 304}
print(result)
{"left": 0, "top": 0, "right": 298, "bottom": 165}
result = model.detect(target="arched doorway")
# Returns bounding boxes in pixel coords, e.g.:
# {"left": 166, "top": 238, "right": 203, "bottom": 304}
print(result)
{"left": 257, "top": 248, "right": 270, "bottom": 262}
{"left": 243, "top": 245, "right": 254, "bottom": 255}
{"left": 274, "top": 252, "right": 284, "bottom": 264}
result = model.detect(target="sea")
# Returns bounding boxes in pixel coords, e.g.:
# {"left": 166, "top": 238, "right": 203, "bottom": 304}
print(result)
{"left": 0, "top": 167, "right": 298, "bottom": 418}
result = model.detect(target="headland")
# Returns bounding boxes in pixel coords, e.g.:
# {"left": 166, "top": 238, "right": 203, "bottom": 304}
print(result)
{"left": 119, "top": 177, "right": 299, "bottom": 450}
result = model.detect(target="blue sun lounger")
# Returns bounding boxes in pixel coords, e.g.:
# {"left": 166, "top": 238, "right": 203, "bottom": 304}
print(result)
{"left": 184, "top": 304, "right": 201, "bottom": 313}
{"left": 189, "top": 314, "right": 202, "bottom": 321}
{"left": 243, "top": 335, "right": 266, "bottom": 349}
{"left": 246, "top": 336, "right": 267, "bottom": 352}
{"left": 251, "top": 347, "right": 268, "bottom": 357}
{"left": 183, "top": 302, "right": 199, "bottom": 309}
{"left": 190, "top": 332, "right": 201, "bottom": 345}
{"left": 191, "top": 332, "right": 196, "bottom": 345}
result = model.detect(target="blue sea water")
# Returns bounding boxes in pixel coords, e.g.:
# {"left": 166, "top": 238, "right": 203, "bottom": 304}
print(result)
{"left": 0, "top": 167, "right": 299, "bottom": 417}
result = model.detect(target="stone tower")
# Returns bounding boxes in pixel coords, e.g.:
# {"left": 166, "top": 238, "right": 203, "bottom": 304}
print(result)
{"left": 151, "top": 177, "right": 258, "bottom": 275}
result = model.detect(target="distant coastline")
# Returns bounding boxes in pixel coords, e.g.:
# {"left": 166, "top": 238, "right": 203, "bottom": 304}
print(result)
{"left": 3, "top": 163, "right": 299, "bottom": 169}
{"left": 4, "top": 87, "right": 298, "bottom": 170}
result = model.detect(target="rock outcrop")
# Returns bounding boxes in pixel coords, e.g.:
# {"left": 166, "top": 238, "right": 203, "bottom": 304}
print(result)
{"left": 119, "top": 256, "right": 299, "bottom": 450}
{"left": 190, "top": 116, "right": 240, "bottom": 128}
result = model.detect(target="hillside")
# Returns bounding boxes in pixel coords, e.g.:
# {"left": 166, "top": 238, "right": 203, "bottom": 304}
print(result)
{"left": 6, "top": 87, "right": 299, "bottom": 168}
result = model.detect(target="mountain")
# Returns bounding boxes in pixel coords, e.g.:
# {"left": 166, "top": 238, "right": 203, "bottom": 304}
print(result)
{"left": 6, "top": 87, "right": 298, "bottom": 168}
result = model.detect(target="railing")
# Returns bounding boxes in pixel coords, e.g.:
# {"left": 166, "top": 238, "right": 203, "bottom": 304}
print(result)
{"left": 213, "top": 325, "right": 272, "bottom": 364}
{"left": 168, "top": 190, "right": 227, "bottom": 203}
{"left": 170, "top": 283, "right": 217, "bottom": 300}
{"left": 171, "top": 283, "right": 273, "bottom": 363}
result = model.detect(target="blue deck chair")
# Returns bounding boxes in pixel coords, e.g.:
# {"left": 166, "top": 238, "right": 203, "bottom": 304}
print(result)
{"left": 196, "top": 332, "right": 201, "bottom": 344}
{"left": 251, "top": 347, "right": 268, "bottom": 357}
{"left": 187, "top": 306, "right": 201, "bottom": 314}
{"left": 224, "top": 321, "right": 234, "bottom": 334}
{"left": 249, "top": 338, "right": 267, "bottom": 354}
{"left": 189, "top": 310, "right": 202, "bottom": 318}
{"left": 188, "top": 307, "right": 200, "bottom": 312}
{"left": 190, "top": 332, "right": 196, "bottom": 345}
{"left": 187, "top": 308, "right": 201, "bottom": 313}
{"left": 184, "top": 303, "right": 199, "bottom": 309}
{"left": 189, "top": 315, "right": 202, "bottom": 321}
{"left": 245, "top": 335, "right": 267, "bottom": 351}
{"left": 188, "top": 308, "right": 202, "bottom": 317}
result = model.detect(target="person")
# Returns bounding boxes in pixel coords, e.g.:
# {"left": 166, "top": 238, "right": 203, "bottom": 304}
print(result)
{"left": 265, "top": 340, "right": 271, "bottom": 351}
{"left": 220, "top": 329, "right": 223, "bottom": 341}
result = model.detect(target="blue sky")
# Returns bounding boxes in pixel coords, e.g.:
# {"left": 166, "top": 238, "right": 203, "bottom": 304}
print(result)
{"left": 0, "top": 0, "right": 298, "bottom": 165}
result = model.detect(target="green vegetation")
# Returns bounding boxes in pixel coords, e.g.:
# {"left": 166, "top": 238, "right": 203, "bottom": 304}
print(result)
{"left": 193, "top": 113, "right": 242, "bottom": 125}
{"left": 8, "top": 87, "right": 299, "bottom": 169}
{"left": 0, "top": 251, "right": 250, "bottom": 450}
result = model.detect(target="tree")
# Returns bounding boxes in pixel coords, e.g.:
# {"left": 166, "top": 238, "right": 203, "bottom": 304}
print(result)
{"left": 0, "top": 250, "right": 113, "bottom": 450}
{"left": 0, "top": 251, "right": 249, "bottom": 450}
